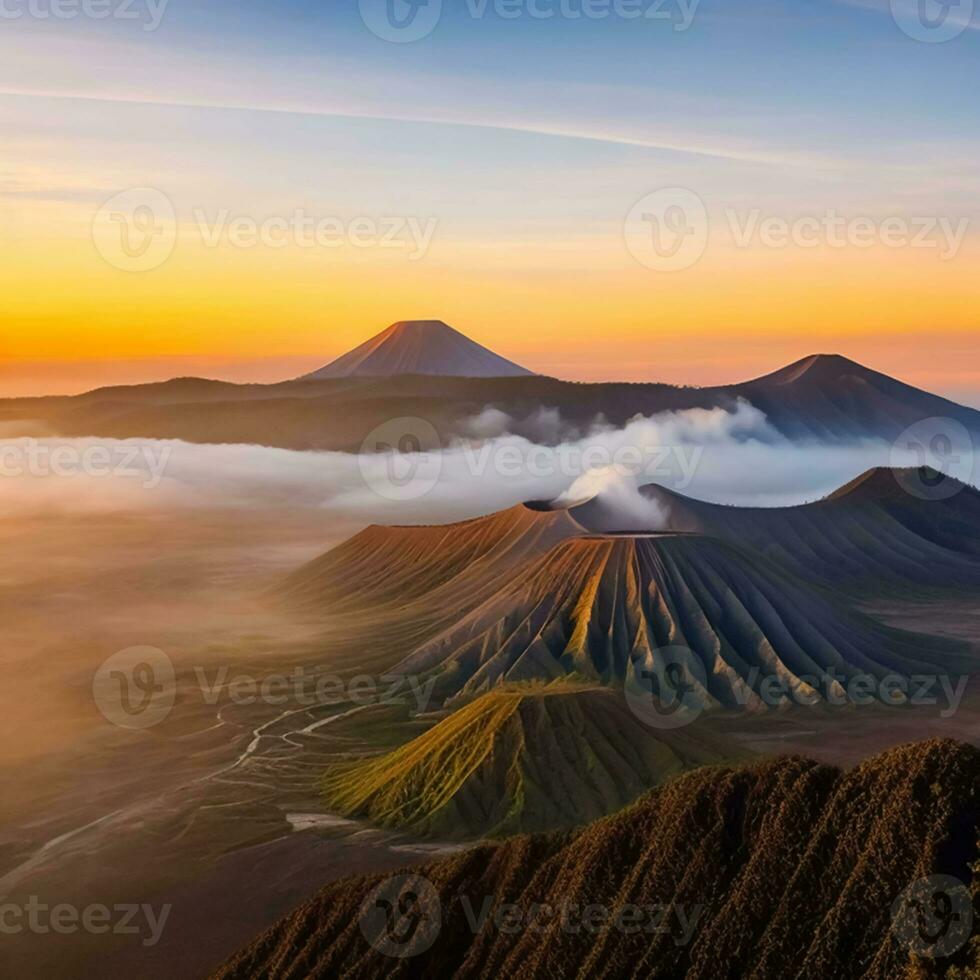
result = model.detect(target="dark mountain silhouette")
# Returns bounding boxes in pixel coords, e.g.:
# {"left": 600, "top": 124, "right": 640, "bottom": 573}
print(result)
{"left": 300, "top": 321, "right": 535, "bottom": 380}
{"left": 213, "top": 738, "right": 980, "bottom": 980}
{"left": 737, "top": 353, "right": 980, "bottom": 441}
{"left": 9, "top": 346, "right": 980, "bottom": 450}
{"left": 639, "top": 466, "right": 980, "bottom": 594}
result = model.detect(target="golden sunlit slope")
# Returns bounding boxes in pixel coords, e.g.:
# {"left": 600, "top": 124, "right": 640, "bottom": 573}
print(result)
{"left": 641, "top": 466, "right": 980, "bottom": 594}
{"left": 398, "top": 533, "right": 972, "bottom": 706}
{"left": 215, "top": 738, "right": 980, "bottom": 980}
{"left": 321, "top": 684, "right": 735, "bottom": 839}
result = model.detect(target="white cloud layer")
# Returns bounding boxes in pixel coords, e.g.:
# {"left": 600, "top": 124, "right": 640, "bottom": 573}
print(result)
{"left": 0, "top": 403, "right": 940, "bottom": 525}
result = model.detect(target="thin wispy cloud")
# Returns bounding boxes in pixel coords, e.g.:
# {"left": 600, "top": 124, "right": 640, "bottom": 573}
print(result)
{"left": 0, "top": 85, "right": 837, "bottom": 170}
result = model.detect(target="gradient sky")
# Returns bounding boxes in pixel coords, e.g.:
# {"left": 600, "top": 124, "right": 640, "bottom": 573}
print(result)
{"left": 1, "top": 0, "right": 978, "bottom": 400}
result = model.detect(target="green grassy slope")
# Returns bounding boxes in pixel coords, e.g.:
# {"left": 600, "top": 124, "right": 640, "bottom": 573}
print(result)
{"left": 321, "top": 683, "right": 734, "bottom": 839}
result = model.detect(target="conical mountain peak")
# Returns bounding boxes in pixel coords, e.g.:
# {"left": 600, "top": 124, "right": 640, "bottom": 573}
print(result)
{"left": 300, "top": 319, "right": 534, "bottom": 380}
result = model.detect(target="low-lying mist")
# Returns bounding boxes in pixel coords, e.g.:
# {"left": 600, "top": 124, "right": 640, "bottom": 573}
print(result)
{"left": 0, "top": 402, "right": 929, "bottom": 525}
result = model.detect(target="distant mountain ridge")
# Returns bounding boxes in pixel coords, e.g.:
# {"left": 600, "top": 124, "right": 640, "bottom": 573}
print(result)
{"left": 4, "top": 331, "right": 979, "bottom": 449}
{"left": 639, "top": 466, "right": 980, "bottom": 593}
{"left": 738, "top": 352, "right": 979, "bottom": 441}
{"left": 300, "top": 320, "right": 535, "bottom": 380}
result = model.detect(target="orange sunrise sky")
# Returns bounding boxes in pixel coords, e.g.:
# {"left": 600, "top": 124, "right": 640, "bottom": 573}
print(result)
{"left": 2, "top": 3, "right": 978, "bottom": 403}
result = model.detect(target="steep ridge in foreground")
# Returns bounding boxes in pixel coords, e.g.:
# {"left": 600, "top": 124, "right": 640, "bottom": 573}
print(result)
{"left": 321, "top": 685, "right": 736, "bottom": 839}
{"left": 641, "top": 466, "right": 980, "bottom": 594}
{"left": 398, "top": 534, "right": 972, "bottom": 705}
{"left": 214, "top": 739, "right": 980, "bottom": 980}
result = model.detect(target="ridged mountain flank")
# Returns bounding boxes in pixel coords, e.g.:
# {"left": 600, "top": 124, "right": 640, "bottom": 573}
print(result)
{"left": 300, "top": 320, "right": 535, "bottom": 379}
{"left": 214, "top": 738, "right": 980, "bottom": 980}
{"left": 321, "top": 684, "right": 738, "bottom": 839}
{"left": 396, "top": 533, "right": 972, "bottom": 706}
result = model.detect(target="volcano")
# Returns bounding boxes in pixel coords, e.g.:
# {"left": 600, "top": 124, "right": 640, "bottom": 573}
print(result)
{"left": 736, "top": 353, "right": 980, "bottom": 440}
{"left": 286, "top": 469, "right": 980, "bottom": 612}
{"left": 640, "top": 466, "right": 980, "bottom": 594}
{"left": 280, "top": 502, "right": 587, "bottom": 614}
{"left": 299, "top": 320, "right": 535, "bottom": 380}
{"left": 396, "top": 533, "right": 970, "bottom": 706}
